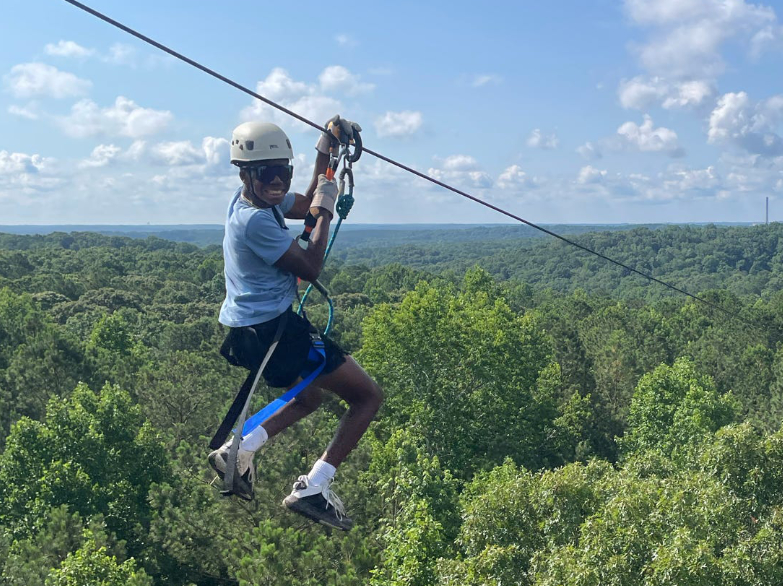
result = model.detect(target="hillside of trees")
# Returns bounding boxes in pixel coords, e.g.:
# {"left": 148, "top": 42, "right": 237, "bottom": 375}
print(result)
{"left": 1, "top": 226, "right": 783, "bottom": 584}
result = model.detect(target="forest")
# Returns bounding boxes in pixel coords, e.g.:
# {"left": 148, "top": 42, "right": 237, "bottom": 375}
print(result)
{"left": 1, "top": 222, "right": 783, "bottom": 585}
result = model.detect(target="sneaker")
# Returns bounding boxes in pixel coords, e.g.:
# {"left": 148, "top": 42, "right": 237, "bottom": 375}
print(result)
{"left": 208, "top": 440, "right": 256, "bottom": 500}
{"left": 283, "top": 475, "right": 354, "bottom": 531}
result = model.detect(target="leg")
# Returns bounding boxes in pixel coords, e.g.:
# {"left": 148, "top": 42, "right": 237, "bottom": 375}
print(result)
{"left": 281, "top": 357, "right": 381, "bottom": 531}
{"left": 261, "top": 382, "right": 324, "bottom": 439}
{"left": 312, "top": 356, "right": 383, "bottom": 467}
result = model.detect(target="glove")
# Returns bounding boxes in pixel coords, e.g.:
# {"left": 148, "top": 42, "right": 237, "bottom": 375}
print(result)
{"left": 315, "top": 115, "right": 363, "bottom": 154}
{"left": 310, "top": 174, "right": 338, "bottom": 219}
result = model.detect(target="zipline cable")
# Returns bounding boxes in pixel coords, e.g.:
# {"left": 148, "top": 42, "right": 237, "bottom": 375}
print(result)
{"left": 61, "top": 0, "right": 769, "bottom": 333}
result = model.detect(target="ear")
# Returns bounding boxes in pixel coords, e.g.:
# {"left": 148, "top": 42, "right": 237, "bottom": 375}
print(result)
{"left": 239, "top": 168, "right": 249, "bottom": 184}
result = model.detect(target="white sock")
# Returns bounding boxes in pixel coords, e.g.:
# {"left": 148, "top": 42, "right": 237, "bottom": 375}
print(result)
{"left": 239, "top": 425, "right": 268, "bottom": 453}
{"left": 307, "top": 459, "right": 336, "bottom": 487}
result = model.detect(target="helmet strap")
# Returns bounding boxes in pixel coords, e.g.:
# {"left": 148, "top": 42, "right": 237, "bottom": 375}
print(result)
{"left": 242, "top": 168, "right": 269, "bottom": 208}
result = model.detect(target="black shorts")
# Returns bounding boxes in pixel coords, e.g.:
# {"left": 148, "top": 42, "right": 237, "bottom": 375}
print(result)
{"left": 221, "top": 307, "right": 347, "bottom": 388}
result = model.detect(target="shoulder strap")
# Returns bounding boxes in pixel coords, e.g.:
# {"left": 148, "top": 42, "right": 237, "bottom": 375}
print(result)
{"left": 271, "top": 205, "right": 288, "bottom": 230}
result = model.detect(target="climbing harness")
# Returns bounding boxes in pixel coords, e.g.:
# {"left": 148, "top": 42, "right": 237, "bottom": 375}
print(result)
{"left": 210, "top": 125, "right": 361, "bottom": 499}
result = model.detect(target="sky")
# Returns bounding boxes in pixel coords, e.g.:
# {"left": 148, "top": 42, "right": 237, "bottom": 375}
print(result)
{"left": 2, "top": 0, "right": 783, "bottom": 225}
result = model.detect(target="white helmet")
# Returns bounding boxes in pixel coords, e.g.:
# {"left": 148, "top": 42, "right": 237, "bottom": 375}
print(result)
{"left": 230, "top": 121, "right": 294, "bottom": 166}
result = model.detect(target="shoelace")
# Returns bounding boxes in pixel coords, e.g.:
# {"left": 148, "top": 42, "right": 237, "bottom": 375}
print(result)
{"left": 291, "top": 476, "right": 347, "bottom": 521}
{"left": 321, "top": 480, "right": 346, "bottom": 521}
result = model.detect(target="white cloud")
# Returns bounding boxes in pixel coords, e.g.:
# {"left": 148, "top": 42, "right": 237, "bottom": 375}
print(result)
{"left": 624, "top": 0, "right": 780, "bottom": 77}
{"left": 242, "top": 67, "right": 372, "bottom": 130}
{"left": 45, "top": 40, "right": 94, "bottom": 58}
{"left": 125, "top": 140, "right": 147, "bottom": 161}
{"left": 663, "top": 80, "right": 714, "bottom": 109}
{"left": 150, "top": 141, "right": 204, "bottom": 166}
{"left": 375, "top": 111, "right": 423, "bottom": 138}
{"left": 335, "top": 35, "right": 358, "bottom": 48}
{"left": 58, "top": 96, "right": 173, "bottom": 138}
{"left": 441, "top": 155, "right": 480, "bottom": 171}
{"left": 0, "top": 150, "right": 52, "bottom": 174}
{"left": 619, "top": 76, "right": 714, "bottom": 110}
{"left": 708, "top": 91, "right": 783, "bottom": 156}
{"left": 255, "top": 67, "right": 311, "bottom": 102}
{"left": 116, "top": 136, "right": 230, "bottom": 171}
{"left": 577, "top": 142, "right": 602, "bottom": 160}
{"left": 78, "top": 144, "right": 121, "bottom": 168}
{"left": 203, "top": 137, "right": 230, "bottom": 169}
{"left": 0, "top": 150, "right": 60, "bottom": 194}
{"left": 8, "top": 104, "right": 39, "bottom": 120}
{"left": 4, "top": 63, "right": 91, "bottom": 99}
{"left": 105, "top": 43, "right": 136, "bottom": 66}
{"left": 318, "top": 65, "right": 374, "bottom": 95}
{"left": 472, "top": 74, "right": 502, "bottom": 87}
{"left": 750, "top": 24, "right": 783, "bottom": 58}
{"left": 527, "top": 129, "right": 559, "bottom": 149}
{"left": 428, "top": 155, "right": 493, "bottom": 190}
{"left": 616, "top": 115, "right": 683, "bottom": 156}
{"left": 497, "top": 165, "right": 538, "bottom": 191}
{"left": 663, "top": 165, "right": 720, "bottom": 192}
{"left": 618, "top": 76, "right": 667, "bottom": 109}
{"left": 577, "top": 165, "right": 607, "bottom": 184}
{"left": 241, "top": 68, "right": 343, "bottom": 132}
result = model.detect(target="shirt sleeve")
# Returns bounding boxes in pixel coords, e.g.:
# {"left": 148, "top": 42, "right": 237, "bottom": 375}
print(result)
{"left": 280, "top": 192, "right": 296, "bottom": 214}
{"left": 244, "top": 209, "right": 293, "bottom": 265}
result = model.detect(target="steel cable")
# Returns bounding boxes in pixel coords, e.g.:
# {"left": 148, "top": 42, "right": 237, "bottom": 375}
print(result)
{"left": 61, "top": 0, "right": 771, "bottom": 333}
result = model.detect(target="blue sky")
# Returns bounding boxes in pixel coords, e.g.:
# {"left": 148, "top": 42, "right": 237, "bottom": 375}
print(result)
{"left": 2, "top": 0, "right": 783, "bottom": 225}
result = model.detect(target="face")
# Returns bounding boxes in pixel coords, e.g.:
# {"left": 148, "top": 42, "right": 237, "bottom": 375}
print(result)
{"left": 244, "top": 158, "right": 292, "bottom": 207}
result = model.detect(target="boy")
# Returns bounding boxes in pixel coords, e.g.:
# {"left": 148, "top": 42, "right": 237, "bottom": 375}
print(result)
{"left": 210, "top": 118, "right": 382, "bottom": 531}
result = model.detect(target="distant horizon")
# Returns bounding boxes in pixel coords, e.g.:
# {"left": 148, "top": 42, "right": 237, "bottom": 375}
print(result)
{"left": 0, "top": 221, "right": 765, "bottom": 229}
{"left": 3, "top": 1, "right": 782, "bottom": 225}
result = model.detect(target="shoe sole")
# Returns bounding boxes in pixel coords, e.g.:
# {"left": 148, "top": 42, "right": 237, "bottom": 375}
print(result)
{"left": 209, "top": 453, "right": 255, "bottom": 501}
{"left": 208, "top": 452, "right": 227, "bottom": 481}
{"left": 283, "top": 496, "right": 353, "bottom": 531}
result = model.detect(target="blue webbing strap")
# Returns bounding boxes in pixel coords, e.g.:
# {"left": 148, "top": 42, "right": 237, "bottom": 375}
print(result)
{"left": 241, "top": 340, "right": 326, "bottom": 435}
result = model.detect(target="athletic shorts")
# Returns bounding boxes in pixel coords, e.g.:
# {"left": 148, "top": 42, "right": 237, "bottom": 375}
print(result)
{"left": 221, "top": 306, "right": 347, "bottom": 388}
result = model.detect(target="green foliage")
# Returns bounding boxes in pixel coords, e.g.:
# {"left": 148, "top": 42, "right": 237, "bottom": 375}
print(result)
{"left": 3, "top": 226, "right": 783, "bottom": 584}
{"left": 1, "top": 505, "right": 145, "bottom": 586}
{"left": 360, "top": 268, "right": 558, "bottom": 477}
{"left": 88, "top": 313, "right": 134, "bottom": 354}
{"left": 2, "top": 506, "right": 88, "bottom": 586}
{"left": 370, "top": 499, "right": 445, "bottom": 586}
{"left": 620, "top": 358, "right": 738, "bottom": 459}
{"left": 0, "top": 383, "right": 167, "bottom": 552}
{"left": 45, "top": 536, "right": 152, "bottom": 586}
{"left": 364, "top": 429, "right": 460, "bottom": 585}
{"left": 0, "top": 289, "right": 88, "bottom": 447}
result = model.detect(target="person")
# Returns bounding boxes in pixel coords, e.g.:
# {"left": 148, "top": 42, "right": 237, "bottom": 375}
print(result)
{"left": 209, "top": 117, "right": 383, "bottom": 531}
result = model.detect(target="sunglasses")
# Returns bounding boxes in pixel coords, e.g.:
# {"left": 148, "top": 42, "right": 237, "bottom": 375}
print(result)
{"left": 250, "top": 164, "right": 294, "bottom": 184}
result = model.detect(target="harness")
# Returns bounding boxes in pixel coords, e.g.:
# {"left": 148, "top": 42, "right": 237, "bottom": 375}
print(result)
{"left": 211, "top": 127, "right": 361, "bottom": 499}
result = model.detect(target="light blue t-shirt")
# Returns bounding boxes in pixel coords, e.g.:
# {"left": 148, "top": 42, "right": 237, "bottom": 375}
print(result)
{"left": 219, "top": 187, "right": 298, "bottom": 327}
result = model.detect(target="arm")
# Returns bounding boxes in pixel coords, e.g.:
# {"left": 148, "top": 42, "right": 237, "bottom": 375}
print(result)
{"left": 285, "top": 151, "right": 330, "bottom": 220}
{"left": 274, "top": 213, "right": 331, "bottom": 282}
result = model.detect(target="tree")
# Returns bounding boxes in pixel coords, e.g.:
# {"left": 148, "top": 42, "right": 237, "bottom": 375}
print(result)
{"left": 619, "top": 358, "right": 737, "bottom": 460}
{"left": 359, "top": 268, "right": 558, "bottom": 478}
{"left": 45, "top": 535, "right": 152, "bottom": 586}
{"left": 0, "top": 383, "right": 167, "bottom": 559}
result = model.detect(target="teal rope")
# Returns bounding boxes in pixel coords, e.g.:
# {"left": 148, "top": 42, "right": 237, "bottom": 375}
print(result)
{"left": 297, "top": 190, "right": 354, "bottom": 335}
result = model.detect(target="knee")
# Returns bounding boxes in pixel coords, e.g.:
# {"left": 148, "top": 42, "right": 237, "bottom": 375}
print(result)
{"left": 294, "top": 387, "right": 324, "bottom": 412}
{"left": 366, "top": 380, "right": 383, "bottom": 413}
